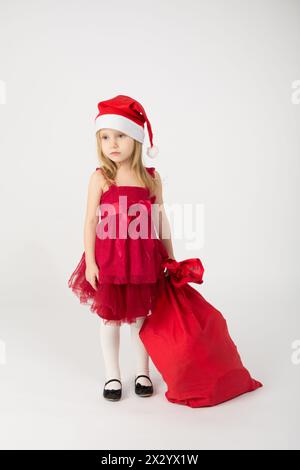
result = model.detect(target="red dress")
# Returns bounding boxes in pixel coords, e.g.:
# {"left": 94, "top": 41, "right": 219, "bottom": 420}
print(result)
{"left": 68, "top": 166, "right": 169, "bottom": 325}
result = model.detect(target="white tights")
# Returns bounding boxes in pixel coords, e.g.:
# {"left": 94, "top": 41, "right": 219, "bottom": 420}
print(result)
{"left": 100, "top": 317, "right": 150, "bottom": 390}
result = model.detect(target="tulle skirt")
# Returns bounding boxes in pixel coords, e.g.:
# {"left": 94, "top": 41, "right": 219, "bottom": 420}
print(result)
{"left": 68, "top": 252, "right": 163, "bottom": 326}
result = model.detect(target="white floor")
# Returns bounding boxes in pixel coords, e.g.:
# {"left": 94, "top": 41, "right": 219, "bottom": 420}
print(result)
{"left": 0, "top": 286, "right": 299, "bottom": 450}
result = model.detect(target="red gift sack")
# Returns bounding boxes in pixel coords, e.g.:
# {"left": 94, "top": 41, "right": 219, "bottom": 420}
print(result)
{"left": 139, "top": 258, "right": 263, "bottom": 407}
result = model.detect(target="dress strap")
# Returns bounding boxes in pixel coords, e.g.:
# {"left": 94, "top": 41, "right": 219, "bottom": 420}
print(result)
{"left": 146, "top": 167, "right": 155, "bottom": 179}
{"left": 96, "top": 167, "right": 114, "bottom": 189}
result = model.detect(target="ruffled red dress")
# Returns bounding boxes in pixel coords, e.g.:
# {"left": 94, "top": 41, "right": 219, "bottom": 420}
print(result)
{"left": 68, "top": 166, "right": 169, "bottom": 325}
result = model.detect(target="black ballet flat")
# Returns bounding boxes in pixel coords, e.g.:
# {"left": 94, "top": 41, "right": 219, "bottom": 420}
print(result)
{"left": 135, "top": 375, "right": 153, "bottom": 397}
{"left": 103, "top": 379, "right": 122, "bottom": 401}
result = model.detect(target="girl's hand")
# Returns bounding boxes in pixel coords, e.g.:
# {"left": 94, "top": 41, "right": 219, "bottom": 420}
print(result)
{"left": 85, "top": 262, "right": 99, "bottom": 290}
{"left": 164, "top": 254, "right": 176, "bottom": 278}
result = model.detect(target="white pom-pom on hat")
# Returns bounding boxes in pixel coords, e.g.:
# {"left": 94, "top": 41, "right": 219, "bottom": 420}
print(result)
{"left": 147, "top": 145, "right": 159, "bottom": 159}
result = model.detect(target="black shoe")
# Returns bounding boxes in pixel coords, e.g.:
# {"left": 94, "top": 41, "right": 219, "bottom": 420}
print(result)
{"left": 103, "top": 379, "right": 122, "bottom": 401}
{"left": 135, "top": 375, "right": 153, "bottom": 397}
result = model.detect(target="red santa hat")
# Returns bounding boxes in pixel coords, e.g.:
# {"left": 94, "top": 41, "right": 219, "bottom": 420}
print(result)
{"left": 94, "top": 94, "right": 159, "bottom": 158}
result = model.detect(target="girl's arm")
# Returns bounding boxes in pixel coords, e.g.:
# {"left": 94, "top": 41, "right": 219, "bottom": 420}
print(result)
{"left": 83, "top": 170, "right": 104, "bottom": 288}
{"left": 152, "top": 170, "right": 175, "bottom": 260}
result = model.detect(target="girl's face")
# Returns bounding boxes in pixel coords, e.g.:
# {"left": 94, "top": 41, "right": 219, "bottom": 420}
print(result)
{"left": 99, "top": 128, "right": 135, "bottom": 163}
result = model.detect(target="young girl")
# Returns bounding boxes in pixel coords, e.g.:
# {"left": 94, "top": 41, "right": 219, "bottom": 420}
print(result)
{"left": 68, "top": 95, "right": 175, "bottom": 401}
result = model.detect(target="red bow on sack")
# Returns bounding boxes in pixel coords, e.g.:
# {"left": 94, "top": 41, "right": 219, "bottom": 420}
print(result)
{"left": 161, "top": 258, "right": 204, "bottom": 287}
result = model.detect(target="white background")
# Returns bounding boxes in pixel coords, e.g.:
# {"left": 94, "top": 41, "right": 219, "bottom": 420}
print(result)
{"left": 0, "top": 0, "right": 299, "bottom": 450}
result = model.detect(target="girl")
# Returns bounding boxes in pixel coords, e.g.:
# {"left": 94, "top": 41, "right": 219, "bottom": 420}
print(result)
{"left": 68, "top": 95, "right": 175, "bottom": 401}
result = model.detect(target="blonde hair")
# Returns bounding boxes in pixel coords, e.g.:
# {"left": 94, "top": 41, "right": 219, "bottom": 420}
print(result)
{"left": 95, "top": 129, "right": 157, "bottom": 195}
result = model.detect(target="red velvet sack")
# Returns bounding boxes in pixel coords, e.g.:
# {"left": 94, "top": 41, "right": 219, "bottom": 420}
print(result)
{"left": 139, "top": 258, "right": 263, "bottom": 407}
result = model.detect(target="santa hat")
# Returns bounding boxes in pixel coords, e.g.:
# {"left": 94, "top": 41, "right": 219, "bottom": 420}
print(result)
{"left": 94, "top": 95, "right": 159, "bottom": 158}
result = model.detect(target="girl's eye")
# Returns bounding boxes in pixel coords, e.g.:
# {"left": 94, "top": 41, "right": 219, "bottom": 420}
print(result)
{"left": 101, "top": 135, "right": 124, "bottom": 139}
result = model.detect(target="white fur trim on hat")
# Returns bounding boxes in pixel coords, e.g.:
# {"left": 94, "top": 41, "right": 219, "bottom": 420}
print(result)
{"left": 95, "top": 114, "right": 145, "bottom": 143}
